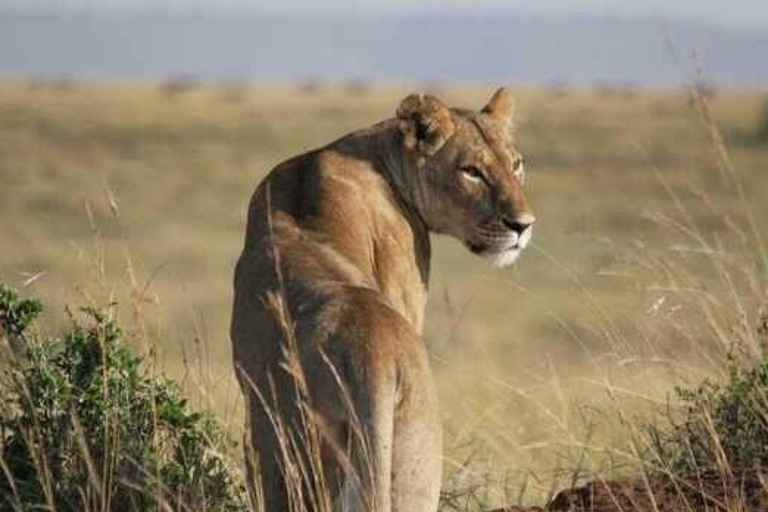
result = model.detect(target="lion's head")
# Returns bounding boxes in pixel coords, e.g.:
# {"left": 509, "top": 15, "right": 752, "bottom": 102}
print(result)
{"left": 396, "top": 88, "right": 535, "bottom": 267}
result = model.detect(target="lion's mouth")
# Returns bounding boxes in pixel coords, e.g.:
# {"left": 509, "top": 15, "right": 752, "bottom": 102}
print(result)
{"left": 464, "top": 239, "right": 522, "bottom": 255}
{"left": 464, "top": 225, "right": 533, "bottom": 267}
{"left": 466, "top": 240, "right": 490, "bottom": 254}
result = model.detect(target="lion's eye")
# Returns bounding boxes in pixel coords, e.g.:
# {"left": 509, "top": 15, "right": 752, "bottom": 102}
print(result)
{"left": 461, "top": 165, "right": 485, "bottom": 184}
{"left": 512, "top": 158, "right": 525, "bottom": 181}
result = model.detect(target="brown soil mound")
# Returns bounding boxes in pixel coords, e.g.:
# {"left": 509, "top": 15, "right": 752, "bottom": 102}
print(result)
{"left": 490, "top": 471, "right": 768, "bottom": 512}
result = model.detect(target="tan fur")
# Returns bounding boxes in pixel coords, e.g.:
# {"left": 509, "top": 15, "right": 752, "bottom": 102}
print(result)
{"left": 231, "top": 88, "right": 534, "bottom": 512}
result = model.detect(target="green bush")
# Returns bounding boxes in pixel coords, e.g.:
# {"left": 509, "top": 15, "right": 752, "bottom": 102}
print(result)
{"left": 0, "top": 283, "right": 246, "bottom": 511}
{"left": 649, "top": 333, "right": 768, "bottom": 478}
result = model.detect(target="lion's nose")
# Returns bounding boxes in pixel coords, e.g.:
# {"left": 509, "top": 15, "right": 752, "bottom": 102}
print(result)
{"left": 502, "top": 213, "right": 535, "bottom": 234}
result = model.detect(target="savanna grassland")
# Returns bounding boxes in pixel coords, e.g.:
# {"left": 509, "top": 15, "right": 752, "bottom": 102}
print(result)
{"left": 1, "top": 79, "right": 767, "bottom": 508}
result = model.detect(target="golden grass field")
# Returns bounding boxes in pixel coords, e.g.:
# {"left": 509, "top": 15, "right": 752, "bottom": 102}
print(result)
{"left": 1, "top": 79, "right": 767, "bottom": 507}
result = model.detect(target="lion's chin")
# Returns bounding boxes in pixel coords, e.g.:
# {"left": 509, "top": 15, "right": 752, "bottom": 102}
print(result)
{"left": 487, "top": 248, "right": 522, "bottom": 268}
{"left": 464, "top": 242, "right": 522, "bottom": 268}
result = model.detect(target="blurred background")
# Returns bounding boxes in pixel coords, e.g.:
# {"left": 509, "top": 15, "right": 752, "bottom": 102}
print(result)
{"left": 1, "top": 0, "right": 767, "bottom": 506}
{"left": 2, "top": 0, "right": 768, "bottom": 85}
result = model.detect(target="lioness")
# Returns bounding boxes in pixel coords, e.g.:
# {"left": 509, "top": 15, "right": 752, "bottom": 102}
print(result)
{"left": 231, "top": 88, "right": 534, "bottom": 512}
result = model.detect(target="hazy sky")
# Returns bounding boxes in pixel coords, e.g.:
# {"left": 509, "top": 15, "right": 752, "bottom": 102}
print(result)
{"left": 4, "top": 0, "right": 768, "bottom": 32}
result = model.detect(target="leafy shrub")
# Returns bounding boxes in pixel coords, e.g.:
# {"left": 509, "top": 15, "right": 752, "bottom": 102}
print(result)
{"left": 0, "top": 283, "right": 246, "bottom": 511}
{"left": 649, "top": 317, "right": 768, "bottom": 479}
{"left": 667, "top": 363, "right": 768, "bottom": 475}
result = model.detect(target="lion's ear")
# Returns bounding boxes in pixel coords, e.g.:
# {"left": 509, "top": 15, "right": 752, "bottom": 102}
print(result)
{"left": 481, "top": 87, "right": 515, "bottom": 128}
{"left": 396, "top": 94, "right": 455, "bottom": 156}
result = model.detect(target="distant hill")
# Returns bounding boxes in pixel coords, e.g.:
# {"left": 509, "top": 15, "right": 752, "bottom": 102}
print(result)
{"left": 1, "top": 14, "right": 766, "bottom": 86}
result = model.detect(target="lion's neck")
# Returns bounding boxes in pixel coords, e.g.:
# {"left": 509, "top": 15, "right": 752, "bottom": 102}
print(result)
{"left": 309, "top": 123, "right": 431, "bottom": 331}
{"left": 363, "top": 121, "right": 427, "bottom": 217}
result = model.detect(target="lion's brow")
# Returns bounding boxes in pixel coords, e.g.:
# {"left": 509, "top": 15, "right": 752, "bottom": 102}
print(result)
{"left": 467, "top": 116, "right": 512, "bottom": 170}
{"left": 468, "top": 116, "right": 493, "bottom": 145}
